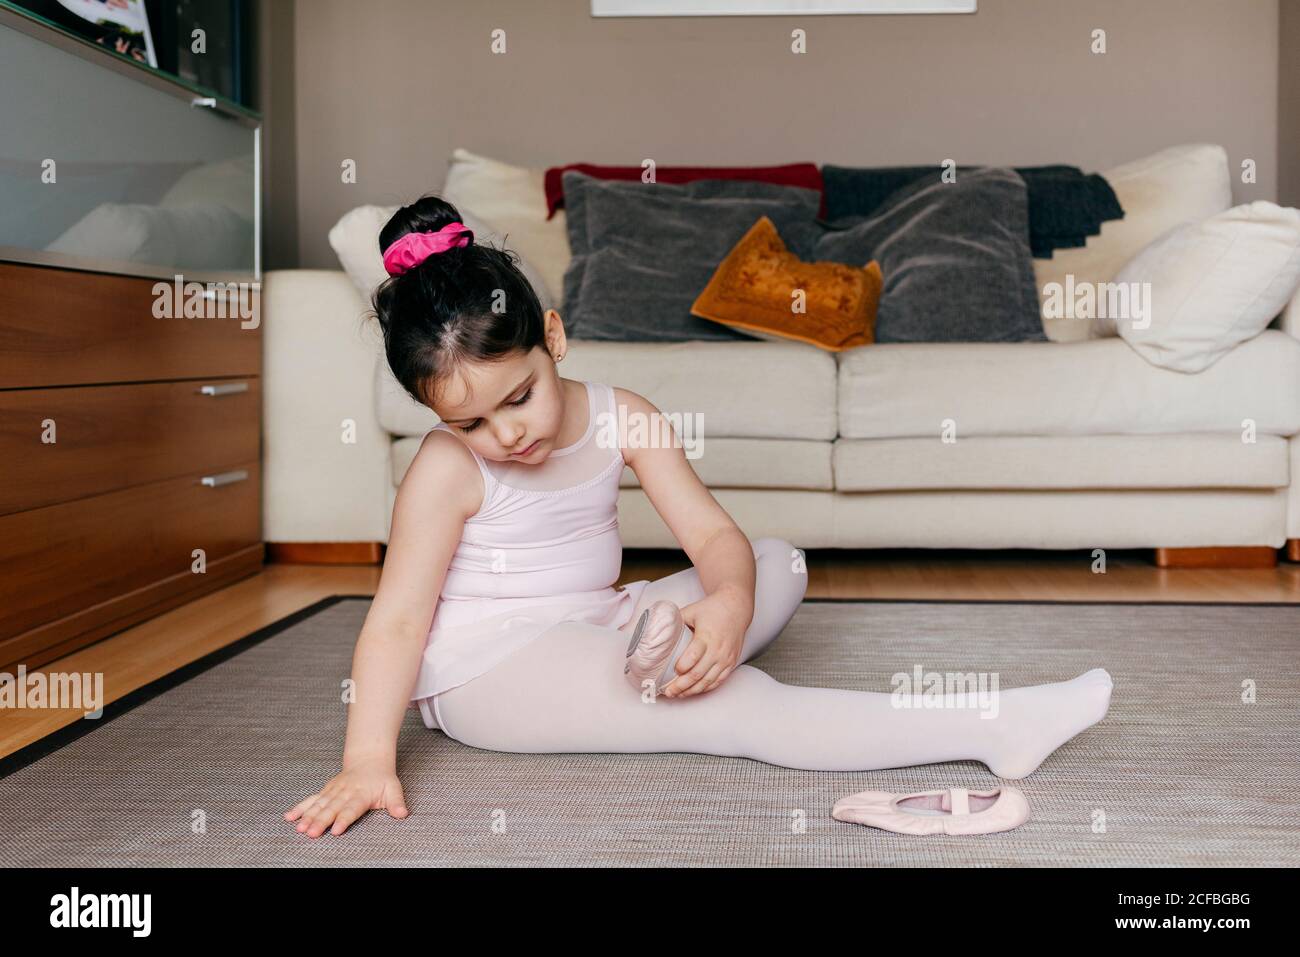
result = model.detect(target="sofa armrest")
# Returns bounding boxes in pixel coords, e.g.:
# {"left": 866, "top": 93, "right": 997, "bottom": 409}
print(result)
{"left": 262, "top": 269, "right": 392, "bottom": 543}
{"left": 1271, "top": 286, "right": 1300, "bottom": 340}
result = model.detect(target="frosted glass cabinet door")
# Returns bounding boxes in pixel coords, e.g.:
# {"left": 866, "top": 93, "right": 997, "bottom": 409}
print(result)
{"left": 0, "top": 12, "right": 259, "bottom": 279}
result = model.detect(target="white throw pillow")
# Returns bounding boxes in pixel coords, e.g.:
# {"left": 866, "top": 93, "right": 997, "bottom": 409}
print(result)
{"left": 327, "top": 202, "right": 555, "bottom": 313}
{"left": 1034, "top": 143, "right": 1233, "bottom": 343}
{"left": 441, "top": 147, "right": 571, "bottom": 307}
{"left": 1103, "top": 201, "right": 1300, "bottom": 373}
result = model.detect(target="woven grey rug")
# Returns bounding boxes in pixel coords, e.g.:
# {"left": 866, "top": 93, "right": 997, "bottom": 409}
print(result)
{"left": 1, "top": 595, "right": 1297, "bottom": 867}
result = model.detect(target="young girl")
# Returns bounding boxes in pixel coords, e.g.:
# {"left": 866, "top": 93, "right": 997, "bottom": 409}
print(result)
{"left": 285, "top": 196, "right": 1113, "bottom": 839}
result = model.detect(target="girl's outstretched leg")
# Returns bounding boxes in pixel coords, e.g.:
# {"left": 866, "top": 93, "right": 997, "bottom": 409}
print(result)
{"left": 432, "top": 618, "right": 1112, "bottom": 779}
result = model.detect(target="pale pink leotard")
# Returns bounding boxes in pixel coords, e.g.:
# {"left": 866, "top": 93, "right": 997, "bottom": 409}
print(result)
{"left": 412, "top": 379, "right": 651, "bottom": 728}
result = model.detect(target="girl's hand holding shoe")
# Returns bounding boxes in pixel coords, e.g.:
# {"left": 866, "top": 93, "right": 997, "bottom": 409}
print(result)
{"left": 661, "top": 590, "right": 753, "bottom": 698}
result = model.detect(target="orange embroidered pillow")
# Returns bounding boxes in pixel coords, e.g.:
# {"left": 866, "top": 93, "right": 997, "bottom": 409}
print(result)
{"left": 690, "top": 215, "right": 882, "bottom": 351}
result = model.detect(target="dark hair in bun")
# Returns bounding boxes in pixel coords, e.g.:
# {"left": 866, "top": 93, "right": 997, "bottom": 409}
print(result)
{"left": 369, "top": 194, "right": 546, "bottom": 409}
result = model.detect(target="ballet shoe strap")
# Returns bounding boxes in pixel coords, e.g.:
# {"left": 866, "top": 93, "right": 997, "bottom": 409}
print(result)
{"left": 949, "top": 787, "right": 970, "bottom": 816}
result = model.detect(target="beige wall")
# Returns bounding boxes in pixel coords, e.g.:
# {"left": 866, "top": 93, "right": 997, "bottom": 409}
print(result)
{"left": 286, "top": 0, "right": 1281, "bottom": 269}
{"left": 1280, "top": 0, "right": 1299, "bottom": 208}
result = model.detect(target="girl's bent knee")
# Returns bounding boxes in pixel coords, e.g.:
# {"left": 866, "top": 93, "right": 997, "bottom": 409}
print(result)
{"left": 751, "top": 536, "right": 788, "bottom": 557}
{"left": 754, "top": 538, "right": 807, "bottom": 599}
{"left": 753, "top": 536, "right": 801, "bottom": 569}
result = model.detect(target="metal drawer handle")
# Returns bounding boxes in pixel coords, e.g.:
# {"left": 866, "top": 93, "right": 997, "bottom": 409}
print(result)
{"left": 191, "top": 96, "right": 218, "bottom": 109}
{"left": 200, "top": 469, "right": 249, "bottom": 488}
{"left": 198, "top": 382, "right": 249, "bottom": 396}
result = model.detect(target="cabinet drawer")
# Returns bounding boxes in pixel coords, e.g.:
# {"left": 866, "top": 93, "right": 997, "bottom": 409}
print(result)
{"left": 0, "top": 459, "right": 260, "bottom": 644}
{"left": 0, "top": 378, "right": 261, "bottom": 515}
{"left": 0, "top": 261, "right": 260, "bottom": 388}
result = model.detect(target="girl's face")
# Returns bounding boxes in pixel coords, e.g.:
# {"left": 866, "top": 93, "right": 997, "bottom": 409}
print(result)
{"left": 431, "top": 346, "right": 569, "bottom": 463}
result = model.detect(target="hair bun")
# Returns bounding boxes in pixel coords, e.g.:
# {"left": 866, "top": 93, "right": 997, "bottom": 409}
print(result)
{"left": 377, "top": 194, "right": 469, "bottom": 262}
{"left": 367, "top": 191, "right": 546, "bottom": 413}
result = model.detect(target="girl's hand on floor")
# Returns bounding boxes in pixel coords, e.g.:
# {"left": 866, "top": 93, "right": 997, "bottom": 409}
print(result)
{"left": 283, "top": 756, "right": 410, "bottom": 838}
{"left": 662, "top": 591, "right": 750, "bottom": 699}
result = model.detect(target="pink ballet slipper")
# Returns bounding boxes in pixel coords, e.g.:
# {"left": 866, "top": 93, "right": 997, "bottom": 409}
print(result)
{"left": 624, "top": 600, "right": 692, "bottom": 694}
{"left": 831, "top": 786, "right": 1030, "bottom": 836}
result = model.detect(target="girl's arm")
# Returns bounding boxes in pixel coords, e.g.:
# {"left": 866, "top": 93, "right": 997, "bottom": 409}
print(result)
{"left": 613, "top": 386, "right": 755, "bottom": 605}
{"left": 287, "top": 426, "right": 480, "bottom": 837}
{"left": 344, "top": 428, "right": 480, "bottom": 769}
{"left": 286, "top": 429, "right": 479, "bottom": 837}
{"left": 613, "top": 387, "right": 756, "bottom": 695}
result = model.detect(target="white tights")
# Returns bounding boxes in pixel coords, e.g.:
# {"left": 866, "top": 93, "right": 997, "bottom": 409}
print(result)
{"left": 431, "top": 537, "right": 1113, "bottom": 779}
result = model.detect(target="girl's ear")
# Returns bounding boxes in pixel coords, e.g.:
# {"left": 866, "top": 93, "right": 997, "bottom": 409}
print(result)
{"left": 544, "top": 309, "right": 567, "bottom": 339}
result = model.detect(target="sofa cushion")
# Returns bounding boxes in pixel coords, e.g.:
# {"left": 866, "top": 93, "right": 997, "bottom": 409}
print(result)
{"left": 1104, "top": 201, "right": 1300, "bottom": 373}
{"left": 821, "top": 162, "right": 1123, "bottom": 259}
{"left": 825, "top": 488, "right": 1287, "bottom": 550}
{"left": 1035, "top": 143, "right": 1233, "bottom": 342}
{"left": 327, "top": 202, "right": 555, "bottom": 312}
{"left": 834, "top": 434, "right": 1289, "bottom": 491}
{"left": 617, "top": 437, "right": 833, "bottom": 489}
{"left": 561, "top": 170, "right": 824, "bottom": 341}
{"left": 543, "top": 160, "right": 826, "bottom": 219}
{"left": 814, "top": 167, "right": 1045, "bottom": 343}
{"left": 690, "top": 215, "right": 882, "bottom": 350}
{"left": 392, "top": 435, "right": 833, "bottom": 491}
{"left": 377, "top": 338, "right": 838, "bottom": 441}
{"left": 440, "top": 147, "right": 571, "bottom": 307}
{"left": 568, "top": 340, "right": 837, "bottom": 439}
{"left": 837, "top": 329, "right": 1300, "bottom": 439}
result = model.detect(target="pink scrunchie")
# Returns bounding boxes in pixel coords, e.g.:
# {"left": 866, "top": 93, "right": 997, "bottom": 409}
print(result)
{"left": 382, "top": 221, "right": 474, "bottom": 276}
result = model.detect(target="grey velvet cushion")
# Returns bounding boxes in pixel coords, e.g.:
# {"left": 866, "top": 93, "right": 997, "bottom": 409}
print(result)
{"left": 814, "top": 167, "right": 1047, "bottom": 343}
{"left": 560, "top": 170, "right": 823, "bottom": 341}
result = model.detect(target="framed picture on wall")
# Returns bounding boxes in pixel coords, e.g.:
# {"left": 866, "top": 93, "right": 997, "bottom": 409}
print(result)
{"left": 592, "top": 0, "right": 976, "bottom": 14}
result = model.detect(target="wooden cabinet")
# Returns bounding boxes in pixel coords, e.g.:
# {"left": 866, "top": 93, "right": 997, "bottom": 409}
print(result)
{"left": 0, "top": 261, "right": 263, "bottom": 671}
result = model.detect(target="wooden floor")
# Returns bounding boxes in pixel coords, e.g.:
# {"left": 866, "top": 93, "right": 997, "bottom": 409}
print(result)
{"left": 5, "top": 547, "right": 1299, "bottom": 760}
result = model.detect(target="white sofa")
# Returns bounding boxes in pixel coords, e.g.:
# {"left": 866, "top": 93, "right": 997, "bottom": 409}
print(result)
{"left": 261, "top": 144, "right": 1300, "bottom": 561}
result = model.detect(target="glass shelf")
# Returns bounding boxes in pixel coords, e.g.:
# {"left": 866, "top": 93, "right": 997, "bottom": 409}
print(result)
{"left": 0, "top": 0, "right": 260, "bottom": 121}
{"left": 0, "top": 2, "right": 260, "bottom": 282}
